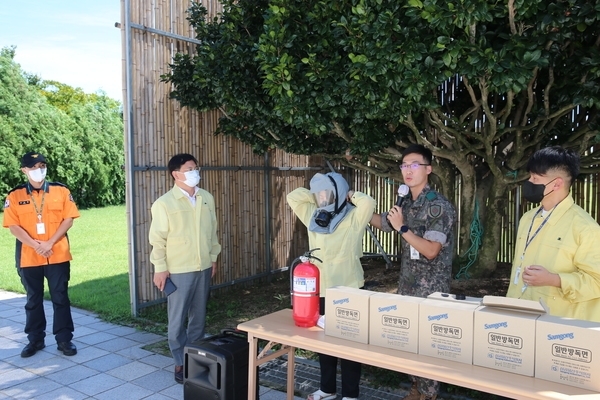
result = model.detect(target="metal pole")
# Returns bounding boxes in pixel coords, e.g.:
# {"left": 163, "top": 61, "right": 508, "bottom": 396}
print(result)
{"left": 264, "top": 152, "right": 272, "bottom": 282}
{"left": 123, "top": 0, "right": 140, "bottom": 316}
{"left": 130, "top": 23, "right": 202, "bottom": 45}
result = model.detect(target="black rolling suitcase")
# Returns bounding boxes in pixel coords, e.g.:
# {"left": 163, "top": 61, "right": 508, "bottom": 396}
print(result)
{"left": 183, "top": 328, "right": 257, "bottom": 400}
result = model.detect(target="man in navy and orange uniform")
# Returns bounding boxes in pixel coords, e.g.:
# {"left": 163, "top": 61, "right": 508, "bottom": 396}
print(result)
{"left": 2, "top": 151, "right": 80, "bottom": 358}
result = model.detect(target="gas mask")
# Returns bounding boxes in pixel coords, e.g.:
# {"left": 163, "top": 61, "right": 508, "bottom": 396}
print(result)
{"left": 522, "top": 178, "right": 556, "bottom": 203}
{"left": 313, "top": 188, "right": 335, "bottom": 227}
{"left": 313, "top": 176, "right": 345, "bottom": 228}
{"left": 308, "top": 172, "right": 350, "bottom": 234}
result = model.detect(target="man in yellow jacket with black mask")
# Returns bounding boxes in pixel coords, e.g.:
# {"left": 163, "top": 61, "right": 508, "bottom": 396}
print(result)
{"left": 507, "top": 146, "right": 600, "bottom": 322}
{"left": 287, "top": 172, "right": 375, "bottom": 400}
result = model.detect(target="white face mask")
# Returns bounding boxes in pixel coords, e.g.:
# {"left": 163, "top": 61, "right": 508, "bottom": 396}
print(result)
{"left": 181, "top": 170, "right": 200, "bottom": 187}
{"left": 28, "top": 168, "right": 47, "bottom": 183}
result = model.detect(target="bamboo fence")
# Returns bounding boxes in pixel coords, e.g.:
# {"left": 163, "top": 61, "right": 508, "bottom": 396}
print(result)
{"left": 122, "top": 0, "right": 600, "bottom": 316}
{"left": 121, "top": 0, "right": 323, "bottom": 314}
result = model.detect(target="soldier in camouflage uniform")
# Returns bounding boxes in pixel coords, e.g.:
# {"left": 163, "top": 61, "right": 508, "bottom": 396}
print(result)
{"left": 371, "top": 144, "right": 456, "bottom": 400}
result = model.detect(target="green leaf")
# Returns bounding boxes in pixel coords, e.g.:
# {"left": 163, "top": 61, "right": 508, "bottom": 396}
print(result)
{"left": 442, "top": 53, "right": 452, "bottom": 67}
{"left": 408, "top": 0, "right": 423, "bottom": 9}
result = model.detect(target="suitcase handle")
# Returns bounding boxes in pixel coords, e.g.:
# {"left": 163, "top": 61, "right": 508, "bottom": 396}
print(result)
{"left": 220, "top": 328, "right": 247, "bottom": 340}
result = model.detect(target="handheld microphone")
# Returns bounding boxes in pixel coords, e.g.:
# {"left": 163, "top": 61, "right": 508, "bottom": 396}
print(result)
{"left": 395, "top": 184, "right": 410, "bottom": 207}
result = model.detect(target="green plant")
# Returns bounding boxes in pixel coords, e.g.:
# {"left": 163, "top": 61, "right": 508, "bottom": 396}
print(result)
{"left": 0, "top": 47, "right": 125, "bottom": 208}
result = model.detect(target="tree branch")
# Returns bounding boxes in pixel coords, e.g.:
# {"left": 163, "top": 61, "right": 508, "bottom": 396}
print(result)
{"left": 266, "top": 128, "right": 281, "bottom": 141}
{"left": 427, "top": 111, "right": 486, "bottom": 158}
{"left": 332, "top": 120, "right": 352, "bottom": 143}
{"left": 543, "top": 67, "right": 554, "bottom": 117}
{"left": 497, "top": 91, "right": 514, "bottom": 127}
{"left": 461, "top": 76, "right": 480, "bottom": 107}
{"left": 508, "top": 0, "right": 517, "bottom": 35}
{"left": 218, "top": 106, "right": 231, "bottom": 120}
{"left": 521, "top": 67, "right": 539, "bottom": 126}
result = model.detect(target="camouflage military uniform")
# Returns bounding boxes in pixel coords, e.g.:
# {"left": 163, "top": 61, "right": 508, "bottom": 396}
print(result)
{"left": 381, "top": 184, "right": 456, "bottom": 398}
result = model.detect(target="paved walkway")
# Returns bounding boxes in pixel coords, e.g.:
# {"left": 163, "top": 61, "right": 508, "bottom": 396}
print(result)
{"left": 0, "top": 290, "right": 302, "bottom": 400}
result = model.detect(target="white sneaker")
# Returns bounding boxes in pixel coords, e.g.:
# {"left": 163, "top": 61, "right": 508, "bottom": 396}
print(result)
{"left": 307, "top": 389, "right": 336, "bottom": 400}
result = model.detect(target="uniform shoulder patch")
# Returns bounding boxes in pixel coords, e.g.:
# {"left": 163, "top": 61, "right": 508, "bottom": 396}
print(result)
{"left": 3, "top": 199, "right": 9, "bottom": 209}
{"left": 7, "top": 183, "right": 27, "bottom": 195}
{"left": 69, "top": 194, "right": 75, "bottom": 202}
{"left": 428, "top": 204, "right": 442, "bottom": 218}
{"left": 425, "top": 191, "right": 438, "bottom": 201}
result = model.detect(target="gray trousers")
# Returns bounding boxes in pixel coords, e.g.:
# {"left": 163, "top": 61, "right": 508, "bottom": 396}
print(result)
{"left": 167, "top": 268, "right": 212, "bottom": 366}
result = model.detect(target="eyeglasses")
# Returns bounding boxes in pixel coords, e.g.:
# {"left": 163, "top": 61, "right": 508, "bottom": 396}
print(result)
{"left": 399, "top": 163, "right": 430, "bottom": 170}
{"left": 179, "top": 167, "right": 201, "bottom": 172}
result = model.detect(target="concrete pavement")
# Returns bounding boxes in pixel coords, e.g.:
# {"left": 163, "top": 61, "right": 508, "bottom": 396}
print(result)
{"left": 0, "top": 289, "right": 302, "bottom": 400}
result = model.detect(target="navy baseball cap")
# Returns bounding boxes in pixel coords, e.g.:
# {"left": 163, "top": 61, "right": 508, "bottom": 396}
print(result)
{"left": 21, "top": 152, "right": 47, "bottom": 168}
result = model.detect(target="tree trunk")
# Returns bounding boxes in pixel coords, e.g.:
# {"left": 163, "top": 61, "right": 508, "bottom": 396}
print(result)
{"left": 470, "top": 176, "right": 508, "bottom": 278}
{"left": 446, "top": 159, "right": 477, "bottom": 277}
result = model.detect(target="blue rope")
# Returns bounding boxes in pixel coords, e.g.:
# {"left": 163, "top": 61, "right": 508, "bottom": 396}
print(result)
{"left": 505, "top": 170, "right": 518, "bottom": 180}
{"left": 455, "top": 199, "right": 483, "bottom": 280}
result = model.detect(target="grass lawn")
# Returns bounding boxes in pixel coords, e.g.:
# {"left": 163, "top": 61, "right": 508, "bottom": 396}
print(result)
{"left": 0, "top": 205, "right": 135, "bottom": 324}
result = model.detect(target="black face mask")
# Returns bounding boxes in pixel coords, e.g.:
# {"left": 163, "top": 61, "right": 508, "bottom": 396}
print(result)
{"left": 522, "top": 178, "right": 556, "bottom": 203}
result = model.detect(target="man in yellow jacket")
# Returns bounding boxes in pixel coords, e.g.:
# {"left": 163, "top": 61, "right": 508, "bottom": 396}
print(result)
{"left": 149, "top": 153, "right": 221, "bottom": 383}
{"left": 287, "top": 172, "right": 375, "bottom": 400}
{"left": 506, "top": 146, "right": 600, "bottom": 322}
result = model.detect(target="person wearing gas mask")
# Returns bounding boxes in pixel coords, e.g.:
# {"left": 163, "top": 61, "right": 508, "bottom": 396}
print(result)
{"left": 506, "top": 146, "right": 600, "bottom": 322}
{"left": 287, "top": 172, "right": 376, "bottom": 400}
{"left": 370, "top": 144, "right": 456, "bottom": 400}
{"left": 2, "top": 151, "right": 80, "bottom": 358}
{"left": 149, "top": 153, "right": 221, "bottom": 383}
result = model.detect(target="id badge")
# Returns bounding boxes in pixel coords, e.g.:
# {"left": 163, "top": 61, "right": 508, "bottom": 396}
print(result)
{"left": 410, "top": 245, "right": 420, "bottom": 260}
{"left": 514, "top": 266, "right": 521, "bottom": 285}
{"left": 36, "top": 223, "right": 46, "bottom": 235}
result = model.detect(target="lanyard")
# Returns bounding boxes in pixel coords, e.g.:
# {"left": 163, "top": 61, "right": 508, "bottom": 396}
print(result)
{"left": 522, "top": 206, "right": 555, "bottom": 254}
{"left": 516, "top": 206, "right": 556, "bottom": 295}
{"left": 28, "top": 183, "right": 47, "bottom": 222}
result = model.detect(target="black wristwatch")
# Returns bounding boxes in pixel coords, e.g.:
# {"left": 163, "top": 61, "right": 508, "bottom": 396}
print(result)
{"left": 399, "top": 225, "right": 409, "bottom": 234}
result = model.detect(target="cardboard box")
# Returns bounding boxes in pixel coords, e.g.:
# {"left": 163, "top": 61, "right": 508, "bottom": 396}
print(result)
{"left": 418, "top": 298, "right": 480, "bottom": 364}
{"left": 369, "top": 293, "right": 423, "bottom": 353}
{"left": 427, "top": 291, "right": 482, "bottom": 306}
{"left": 324, "top": 286, "right": 374, "bottom": 344}
{"left": 473, "top": 305, "right": 541, "bottom": 376}
{"left": 482, "top": 295, "right": 547, "bottom": 313}
{"left": 535, "top": 314, "right": 600, "bottom": 392}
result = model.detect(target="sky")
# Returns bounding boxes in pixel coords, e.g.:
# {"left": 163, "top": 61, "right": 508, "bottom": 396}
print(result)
{"left": 0, "top": 1, "right": 123, "bottom": 101}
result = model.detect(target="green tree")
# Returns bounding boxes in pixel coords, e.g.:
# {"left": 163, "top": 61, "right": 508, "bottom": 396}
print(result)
{"left": 0, "top": 46, "right": 125, "bottom": 208}
{"left": 164, "top": 0, "right": 600, "bottom": 276}
{"left": 37, "top": 80, "right": 90, "bottom": 114}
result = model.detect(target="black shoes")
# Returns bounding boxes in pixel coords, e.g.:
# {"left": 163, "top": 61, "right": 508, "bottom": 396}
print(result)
{"left": 57, "top": 341, "right": 77, "bottom": 356}
{"left": 21, "top": 340, "right": 76, "bottom": 357}
{"left": 174, "top": 365, "right": 183, "bottom": 384}
{"left": 21, "top": 341, "right": 45, "bottom": 358}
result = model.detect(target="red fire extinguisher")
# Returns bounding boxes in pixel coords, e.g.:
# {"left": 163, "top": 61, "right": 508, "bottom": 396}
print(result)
{"left": 290, "top": 249, "right": 322, "bottom": 327}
